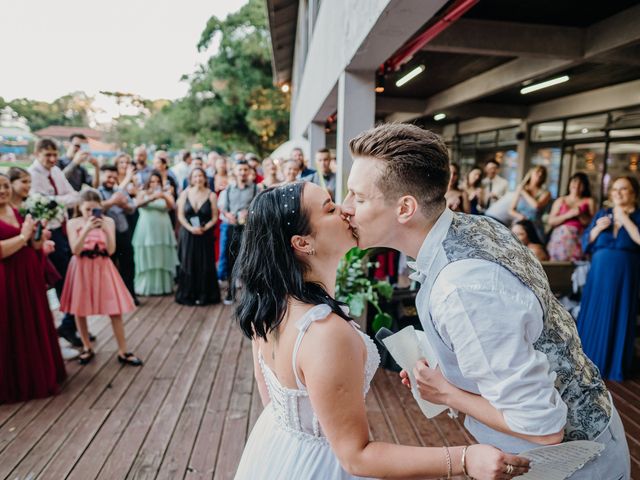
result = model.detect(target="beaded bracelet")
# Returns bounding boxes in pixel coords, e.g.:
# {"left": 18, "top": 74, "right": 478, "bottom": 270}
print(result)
{"left": 443, "top": 446, "right": 452, "bottom": 479}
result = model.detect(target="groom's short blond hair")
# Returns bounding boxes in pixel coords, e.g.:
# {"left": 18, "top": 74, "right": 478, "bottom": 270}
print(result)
{"left": 349, "top": 123, "right": 450, "bottom": 217}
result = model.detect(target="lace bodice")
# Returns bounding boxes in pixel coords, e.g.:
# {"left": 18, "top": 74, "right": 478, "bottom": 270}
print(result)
{"left": 258, "top": 304, "right": 380, "bottom": 442}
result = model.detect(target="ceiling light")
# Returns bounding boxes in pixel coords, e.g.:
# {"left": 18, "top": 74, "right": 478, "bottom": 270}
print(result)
{"left": 374, "top": 86, "right": 385, "bottom": 93}
{"left": 434, "top": 113, "right": 446, "bottom": 121}
{"left": 581, "top": 128, "right": 589, "bottom": 134}
{"left": 395, "top": 65, "right": 425, "bottom": 87}
{"left": 281, "top": 84, "right": 290, "bottom": 93}
{"left": 520, "top": 75, "right": 569, "bottom": 95}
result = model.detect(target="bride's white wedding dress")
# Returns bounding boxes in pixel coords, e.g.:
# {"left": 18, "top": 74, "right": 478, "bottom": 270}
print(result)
{"left": 234, "top": 304, "right": 380, "bottom": 479}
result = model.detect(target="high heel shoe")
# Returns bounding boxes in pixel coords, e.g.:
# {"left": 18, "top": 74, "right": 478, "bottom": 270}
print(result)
{"left": 78, "top": 349, "right": 95, "bottom": 365}
{"left": 118, "top": 352, "right": 143, "bottom": 366}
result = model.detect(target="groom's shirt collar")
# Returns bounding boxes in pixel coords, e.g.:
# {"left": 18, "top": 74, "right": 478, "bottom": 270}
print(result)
{"left": 408, "top": 207, "right": 453, "bottom": 284}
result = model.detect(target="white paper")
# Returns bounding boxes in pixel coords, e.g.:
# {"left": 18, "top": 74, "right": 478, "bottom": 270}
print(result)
{"left": 517, "top": 440, "right": 604, "bottom": 479}
{"left": 382, "top": 326, "right": 448, "bottom": 418}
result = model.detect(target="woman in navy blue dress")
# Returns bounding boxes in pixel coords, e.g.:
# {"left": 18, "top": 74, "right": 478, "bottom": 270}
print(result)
{"left": 578, "top": 176, "right": 640, "bottom": 380}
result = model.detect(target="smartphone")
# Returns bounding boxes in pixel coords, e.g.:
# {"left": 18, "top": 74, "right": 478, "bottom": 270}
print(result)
{"left": 91, "top": 207, "right": 103, "bottom": 218}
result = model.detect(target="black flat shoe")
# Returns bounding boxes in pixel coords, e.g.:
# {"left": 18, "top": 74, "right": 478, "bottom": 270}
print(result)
{"left": 78, "top": 349, "right": 95, "bottom": 365}
{"left": 118, "top": 352, "right": 143, "bottom": 367}
{"left": 57, "top": 327, "right": 83, "bottom": 348}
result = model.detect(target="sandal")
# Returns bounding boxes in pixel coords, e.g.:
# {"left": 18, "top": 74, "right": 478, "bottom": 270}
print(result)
{"left": 78, "top": 349, "right": 95, "bottom": 365}
{"left": 118, "top": 352, "right": 143, "bottom": 367}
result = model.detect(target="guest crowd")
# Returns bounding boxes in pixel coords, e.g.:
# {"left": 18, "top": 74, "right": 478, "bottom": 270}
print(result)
{"left": 0, "top": 133, "right": 637, "bottom": 404}
{"left": 0, "top": 135, "right": 335, "bottom": 403}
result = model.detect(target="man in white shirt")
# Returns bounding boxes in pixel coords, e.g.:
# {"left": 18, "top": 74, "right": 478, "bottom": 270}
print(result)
{"left": 341, "top": 124, "right": 629, "bottom": 479}
{"left": 482, "top": 159, "right": 509, "bottom": 209}
{"left": 170, "top": 151, "right": 192, "bottom": 191}
{"left": 29, "top": 138, "right": 84, "bottom": 347}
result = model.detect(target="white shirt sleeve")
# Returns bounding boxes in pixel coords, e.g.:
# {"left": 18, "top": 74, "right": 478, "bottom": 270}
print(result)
{"left": 430, "top": 259, "right": 567, "bottom": 436}
{"left": 52, "top": 167, "right": 80, "bottom": 207}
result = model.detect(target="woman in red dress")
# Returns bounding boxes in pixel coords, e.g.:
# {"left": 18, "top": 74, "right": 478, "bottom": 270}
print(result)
{"left": 0, "top": 173, "right": 66, "bottom": 403}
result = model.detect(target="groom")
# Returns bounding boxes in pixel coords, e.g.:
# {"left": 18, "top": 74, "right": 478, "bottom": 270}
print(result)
{"left": 341, "top": 123, "right": 630, "bottom": 478}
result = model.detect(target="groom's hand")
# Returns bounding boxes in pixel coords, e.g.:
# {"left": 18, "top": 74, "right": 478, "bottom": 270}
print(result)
{"left": 399, "top": 370, "right": 411, "bottom": 389}
{"left": 413, "top": 360, "right": 452, "bottom": 405}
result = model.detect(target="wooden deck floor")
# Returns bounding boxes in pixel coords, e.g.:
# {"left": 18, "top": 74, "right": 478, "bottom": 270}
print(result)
{"left": 0, "top": 296, "right": 638, "bottom": 479}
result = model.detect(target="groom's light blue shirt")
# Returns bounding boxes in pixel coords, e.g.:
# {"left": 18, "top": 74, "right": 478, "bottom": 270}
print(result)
{"left": 408, "top": 208, "right": 568, "bottom": 440}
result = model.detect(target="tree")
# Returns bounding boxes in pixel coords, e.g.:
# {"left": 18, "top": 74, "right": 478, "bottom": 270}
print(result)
{"left": 108, "top": 0, "right": 289, "bottom": 155}
{"left": 0, "top": 92, "right": 94, "bottom": 131}
{"left": 189, "top": 0, "right": 290, "bottom": 155}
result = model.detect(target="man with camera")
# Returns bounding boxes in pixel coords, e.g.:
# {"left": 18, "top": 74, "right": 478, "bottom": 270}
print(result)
{"left": 57, "top": 133, "right": 100, "bottom": 192}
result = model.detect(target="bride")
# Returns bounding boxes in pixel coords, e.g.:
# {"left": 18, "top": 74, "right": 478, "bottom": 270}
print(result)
{"left": 233, "top": 182, "right": 529, "bottom": 479}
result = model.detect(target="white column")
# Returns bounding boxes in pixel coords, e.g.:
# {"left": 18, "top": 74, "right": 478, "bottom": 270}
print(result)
{"left": 308, "top": 121, "right": 326, "bottom": 166}
{"left": 335, "top": 70, "right": 375, "bottom": 202}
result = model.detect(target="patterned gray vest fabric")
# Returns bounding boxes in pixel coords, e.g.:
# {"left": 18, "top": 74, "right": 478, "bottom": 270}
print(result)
{"left": 441, "top": 213, "right": 611, "bottom": 441}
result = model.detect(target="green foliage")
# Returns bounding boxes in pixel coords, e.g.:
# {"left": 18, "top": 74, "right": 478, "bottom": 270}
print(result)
{"left": 109, "top": 0, "right": 290, "bottom": 154}
{"left": 336, "top": 248, "right": 394, "bottom": 332}
{"left": 0, "top": 92, "right": 93, "bottom": 131}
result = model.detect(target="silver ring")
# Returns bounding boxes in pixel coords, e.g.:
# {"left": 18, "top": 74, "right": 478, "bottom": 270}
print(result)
{"left": 505, "top": 464, "right": 514, "bottom": 475}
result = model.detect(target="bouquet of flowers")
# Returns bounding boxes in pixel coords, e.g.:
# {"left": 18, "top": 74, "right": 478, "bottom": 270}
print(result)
{"left": 23, "top": 193, "right": 66, "bottom": 241}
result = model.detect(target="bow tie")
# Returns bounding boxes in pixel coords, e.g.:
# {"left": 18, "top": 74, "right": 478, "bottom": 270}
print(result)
{"left": 407, "top": 261, "right": 427, "bottom": 284}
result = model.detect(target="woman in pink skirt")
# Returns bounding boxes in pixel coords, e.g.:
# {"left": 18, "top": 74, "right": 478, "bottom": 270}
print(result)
{"left": 60, "top": 189, "right": 142, "bottom": 366}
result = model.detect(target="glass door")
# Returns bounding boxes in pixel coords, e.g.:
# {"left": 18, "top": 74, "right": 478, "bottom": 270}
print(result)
{"left": 563, "top": 143, "right": 606, "bottom": 205}
{"left": 605, "top": 141, "right": 640, "bottom": 198}
{"left": 529, "top": 146, "right": 562, "bottom": 198}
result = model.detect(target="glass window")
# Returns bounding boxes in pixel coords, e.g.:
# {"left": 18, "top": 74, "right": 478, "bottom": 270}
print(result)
{"left": 604, "top": 141, "right": 640, "bottom": 199}
{"left": 609, "top": 128, "right": 640, "bottom": 138}
{"left": 496, "top": 150, "right": 520, "bottom": 191}
{"left": 460, "top": 134, "right": 476, "bottom": 146}
{"left": 530, "top": 147, "right": 562, "bottom": 198}
{"left": 565, "top": 114, "right": 607, "bottom": 140}
{"left": 530, "top": 121, "right": 563, "bottom": 142}
{"left": 497, "top": 127, "right": 519, "bottom": 146}
{"left": 458, "top": 151, "right": 477, "bottom": 178}
{"left": 477, "top": 131, "right": 497, "bottom": 146}
{"left": 565, "top": 143, "right": 606, "bottom": 205}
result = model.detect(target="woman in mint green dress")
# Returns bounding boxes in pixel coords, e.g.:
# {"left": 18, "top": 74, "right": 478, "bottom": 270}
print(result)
{"left": 132, "top": 171, "right": 179, "bottom": 295}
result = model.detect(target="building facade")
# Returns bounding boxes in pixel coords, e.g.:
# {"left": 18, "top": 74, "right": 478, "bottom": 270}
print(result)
{"left": 266, "top": 0, "right": 640, "bottom": 202}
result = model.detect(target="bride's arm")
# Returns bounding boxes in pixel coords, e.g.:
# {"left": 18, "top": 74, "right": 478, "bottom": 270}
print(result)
{"left": 299, "top": 315, "right": 528, "bottom": 480}
{"left": 252, "top": 339, "right": 270, "bottom": 407}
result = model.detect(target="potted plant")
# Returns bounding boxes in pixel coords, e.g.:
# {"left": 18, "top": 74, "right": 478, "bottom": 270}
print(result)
{"left": 335, "top": 247, "right": 393, "bottom": 333}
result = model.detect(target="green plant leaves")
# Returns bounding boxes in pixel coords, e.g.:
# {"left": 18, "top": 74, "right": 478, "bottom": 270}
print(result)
{"left": 372, "top": 312, "right": 393, "bottom": 333}
{"left": 336, "top": 247, "right": 394, "bottom": 331}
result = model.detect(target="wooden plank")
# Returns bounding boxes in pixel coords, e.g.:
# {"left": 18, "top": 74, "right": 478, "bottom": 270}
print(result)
{"left": 372, "top": 369, "right": 421, "bottom": 446}
{"left": 0, "top": 298, "right": 162, "bottom": 477}
{"left": 365, "top": 380, "right": 396, "bottom": 443}
{"left": 214, "top": 336, "right": 255, "bottom": 480}
{"left": 185, "top": 309, "right": 242, "bottom": 480}
{"left": 95, "top": 305, "right": 204, "bottom": 479}
{"left": 156, "top": 305, "right": 228, "bottom": 480}
{"left": 127, "top": 305, "right": 220, "bottom": 479}
{"left": 35, "top": 408, "right": 111, "bottom": 479}
{"left": 1, "top": 298, "right": 168, "bottom": 479}
{"left": 0, "top": 297, "right": 159, "bottom": 456}
{"left": 67, "top": 300, "right": 190, "bottom": 480}
{"left": 247, "top": 380, "right": 263, "bottom": 434}
{"left": 0, "top": 403, "right": 24, "bottom": 429}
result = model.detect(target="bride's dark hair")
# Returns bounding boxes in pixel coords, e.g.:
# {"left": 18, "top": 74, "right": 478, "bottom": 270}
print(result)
{"left": 234, "top": 182, "right": 351, "bottom": 340}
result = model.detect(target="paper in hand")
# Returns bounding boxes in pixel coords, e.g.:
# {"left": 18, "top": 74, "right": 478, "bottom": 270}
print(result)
{"left": 517, "top": 440, "right": 604, "bottom": 479}
{"left": 381, "top": 326, "right": 448, "bottom": 418}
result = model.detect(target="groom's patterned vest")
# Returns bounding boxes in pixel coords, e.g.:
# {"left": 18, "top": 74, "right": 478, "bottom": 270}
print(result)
{"left": 418, "top": 212, "right": 611, "bottom": 446}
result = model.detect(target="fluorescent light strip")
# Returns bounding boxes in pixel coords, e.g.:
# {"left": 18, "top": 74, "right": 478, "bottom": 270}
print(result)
{"left": 520, "top": 75, "right": 569, "bottom": 95}
{"left": 395, "top": 65, "right": 425, "bottom": 87}
{"left": 434, "top": 113, "right": 446, "bottom": 121}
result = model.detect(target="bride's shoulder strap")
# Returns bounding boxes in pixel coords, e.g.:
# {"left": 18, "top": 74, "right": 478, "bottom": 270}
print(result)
{"left": 291, "top": 304, "right": 333, "bottom": 390}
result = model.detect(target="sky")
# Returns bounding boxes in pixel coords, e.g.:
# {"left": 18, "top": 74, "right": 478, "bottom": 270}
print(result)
{"left": 2, "top": 0, "right": 248, "bottom": 103}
